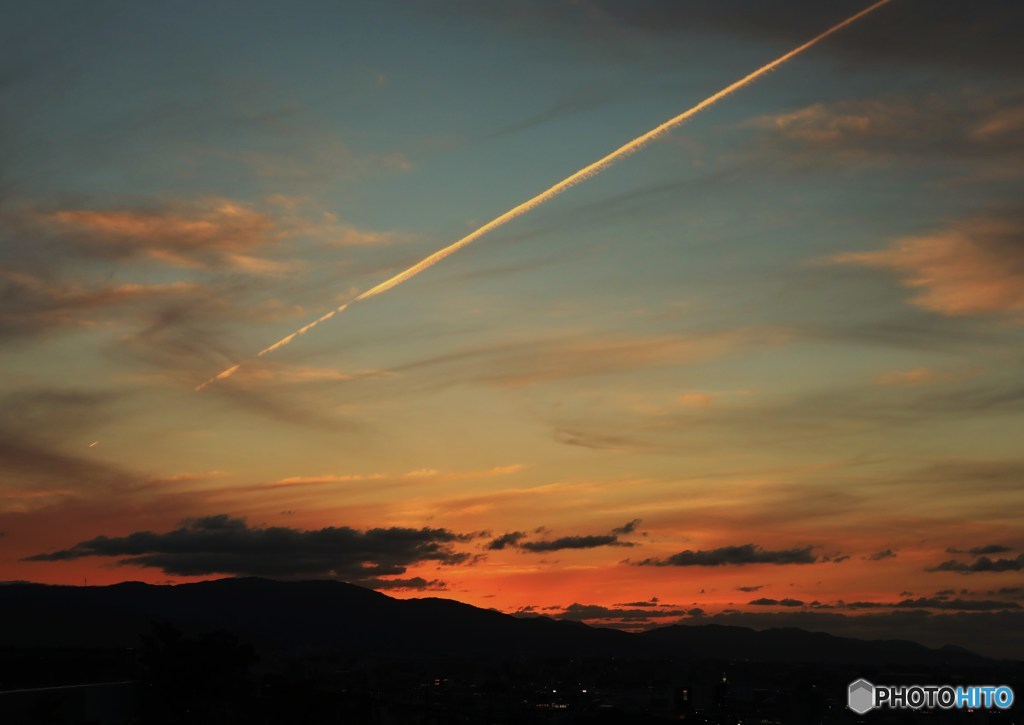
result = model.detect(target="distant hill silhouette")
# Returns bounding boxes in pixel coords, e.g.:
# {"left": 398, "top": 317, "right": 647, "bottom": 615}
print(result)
{"left": 0, "top": 578, "right": 649, "bottom": 659}
{"left": 639, "top": 623, "right": 991, "bottom": 666}
{"left": 0, "top": 578, "right": 994, "bottom": 665}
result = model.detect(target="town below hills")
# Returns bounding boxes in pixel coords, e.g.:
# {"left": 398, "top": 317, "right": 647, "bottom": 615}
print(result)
{"left": 0, "top": 578, "right": 1020, "bottom": 723}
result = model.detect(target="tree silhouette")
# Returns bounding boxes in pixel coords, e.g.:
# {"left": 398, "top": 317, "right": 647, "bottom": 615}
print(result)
{"left": 138, "top": 622, "right": 258, "bottom": 724}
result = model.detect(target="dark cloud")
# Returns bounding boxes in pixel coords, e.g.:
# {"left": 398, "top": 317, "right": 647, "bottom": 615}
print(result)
{"left": 749, "top": 598, "right": 804, "bottom": 607}
{"left": 633, "top": 544, "right": 817, "bottom": 567}
{"left": 616, "top": 598, "right": 659, "bottom": 607}
{"left": 988, "top": 587, "right": 1024, "bottom": 599}
{"left": 489, "top": 521, "right": 641, "bottom": 553}
{"left": 893, "top": 598, "right": 1019, "bottom": 612}
{"left": 736, "top": 585, "right": 765, "bottom": 592}
{"left": 26, "top": 515, "right": 476, "bottom": 581}
{"left": 866, "top": 548, "right": 896, "bottom": 561}
{"left": 611, "top": 518, "right": 642, "bottom": 535}
{"left": 837, "top": 601, "right": 883, "bottom": 610}
{"left": 361, "top": 577, "right": 447, "bottom": 591}
{"left": 553, "top": 428, "right": 652, "bottom": 453}
{"left": 553, "top": 602, "right": 689, "bottom": 624}
{"left": 820, "top": 594, "right": 1021, "bottom": 613}
{"left": 521, "top": 534, "right": 631, "bottom": 553}
{"left": 485, "top": 531, "right": 526, "bottom": 550}
{"left": 927, "top": 554, "right": 1024, "bottom": 574}
{"left": 946, "top": 544, "right": 1013, "bottom": 556}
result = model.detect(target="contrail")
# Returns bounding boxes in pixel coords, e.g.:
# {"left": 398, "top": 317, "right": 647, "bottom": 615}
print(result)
{"left": 197, "top": 0, "right": 891, "bottom": 391}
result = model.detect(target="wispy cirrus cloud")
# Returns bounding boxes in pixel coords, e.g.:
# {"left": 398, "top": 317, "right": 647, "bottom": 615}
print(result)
{"left": 214, "top": 363, "right": 393, "bottom": 388}
{"left": 0, "top": 386, "right": 137, "bottom": 512}
{"left": 27, "top": 196, "right": 394, "bottom": 272}
{"left": 746, "top": 91, "right": 1024, "bottom": 167}
{"left": 213, "top": 136, "right": 412, "bottom": 186}
{"left": 0, "top": 268, "right": 205, "bottom": 342}
{"left": 270, "top": 464, "right": 524, "bottom": 490}
{"left": 394, "top": 327, "right": 788, "bottom": 389}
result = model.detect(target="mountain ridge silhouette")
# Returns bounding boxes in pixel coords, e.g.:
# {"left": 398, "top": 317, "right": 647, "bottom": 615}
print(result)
{"left": 0, "top": 577, "right": 998, "bottom": 665}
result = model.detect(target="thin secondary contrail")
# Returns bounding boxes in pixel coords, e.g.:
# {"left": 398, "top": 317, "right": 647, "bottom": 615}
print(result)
{"left": 197, "top": 0, "right": 891, "bottom": 391}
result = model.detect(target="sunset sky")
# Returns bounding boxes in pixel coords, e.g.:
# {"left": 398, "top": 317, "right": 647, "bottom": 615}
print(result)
{"left": 3, "top": 0, "right": 1023, "bottom": 657}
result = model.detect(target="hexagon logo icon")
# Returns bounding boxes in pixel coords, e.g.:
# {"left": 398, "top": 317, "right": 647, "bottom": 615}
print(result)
{"left": 848, "top": 678, "right": 875, "bottom": 714}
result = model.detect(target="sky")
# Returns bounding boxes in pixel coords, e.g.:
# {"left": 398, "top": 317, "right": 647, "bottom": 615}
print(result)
{"left": 2, "top": 0, "right": 1024, "bottom": 658}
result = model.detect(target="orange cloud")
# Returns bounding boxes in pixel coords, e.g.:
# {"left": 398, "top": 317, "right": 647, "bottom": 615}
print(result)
{"left": 831, "top": 217, "right": 1024, "bottom": 317}
{"left": 1, "top": 269, "right": 202, "bottom": 305}
{"left": 271, "top": 473, "right": 385, "bottom": 488}
{"left": 970, "top": 105, "right": 1024, "bottom": 141}
{"left": 876, "top": 367, "right": 941, "bottom": 386}
{"left": 222, "top": 363, "right": 393, "bottom": 387}
{"left": 678, "top": 393, "right": 713, "bottom": 408}
{"left": 757, "top": 101, "right": 876, "bottom": 144}
{"left": 35, "top": 196, "right": 397, "bottom": 272}
{"left": 269, "top": 464, "right": 525, "bottom": 490}
{"left": 49, "top": 200, "right": 275, "bottom": 267}
{"left": 750, "top": 92, "right": 1024, "bottom": 153}
{"left": 0, "top": 268, "right": 206, "bottom": 336}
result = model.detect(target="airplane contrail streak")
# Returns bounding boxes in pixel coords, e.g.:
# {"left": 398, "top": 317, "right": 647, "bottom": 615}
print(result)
{"left": 197, "top": 0, "right": 891, "bottom": 391}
